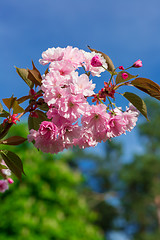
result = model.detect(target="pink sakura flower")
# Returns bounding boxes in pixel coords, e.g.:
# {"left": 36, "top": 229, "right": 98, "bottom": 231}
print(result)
{"left": 70, "top": 72, "right": 95, "bottom": 97}
{"left": 58, "top": 94, "right": 87, "bottom": 122}
{"left": 60, "top": 123, "right": 81, "bottom": 149}
{"left": 42, "top": 84, "right": 68, "bottom": 107}
{"left": 83, "top": 51, "right": 108, "bottom": 77}
{"left": 81, "top": 104, "right": 110, "bottom": 142}
{"left": 28, "top": 127, "right": 64, "bottom": 154}
{"left": 47, "top": 108, "right": 71, "bottom": 127}
{"left": 49, "top": 60, "right": 74, "bottom": 76}
{"left": 27, "top": 129, "right": 39, "bottom": 142}
{"left": 91, "top": 55, "right": 103, "bottom": 67}
{"left": 76, "top": 128, "right": 98, "bottom": 149}
{"left": 121, "top": 72, "right": 128, "bottom": 80}
{"left": 63, "top": 46, "right": 85, "bottom": 69}
{"left": 0, "top": 180, "right": 9, "bottom": 193}
{"left": 132, "top": 59, "right": 142, "bottom": 68}
{"left": 39, "top": 121, "right": 58, "bottom": 141}
{"left": 39, "top": 47, "right": 65, "bottom": 65}
{"left": 123, "top": 104, "right": 139, "bottom": 132}
{"left": 107, "top": 114, "right": 126, "bottom": 138}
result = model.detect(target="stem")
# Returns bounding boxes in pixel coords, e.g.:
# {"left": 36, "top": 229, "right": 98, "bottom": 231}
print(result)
{"left": 114, "top": 81, "right": 131, "bottom": 91}
{"left": 107, "top": 96, "right": 114, "bottom": 110}
{"left": 124, "top": 66, "right": 133, "bottom": 71}
{"left": 17, "top": 104, "right": 32, "bottom": 120}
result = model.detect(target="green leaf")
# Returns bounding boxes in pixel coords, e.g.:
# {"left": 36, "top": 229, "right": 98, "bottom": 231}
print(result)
{"left": 131, "top": 78, "right": 160, "bottom": 101}
{"left": 0, "top": 110, "right": 10, "bottom": 118}
{"left": 0, "top": 103, "right": 3, "bottom": 113}
{"left": 15, "top": 67, "right": 34, "bottom": 88}
{"left": 0, "top": 164, "right": 8, "bottom": 170}
{"left": 38, "top": 103, "right": 49, "bottom": 111}
{"left": 0, "top": 150, "right": 25, "bottom": 179}
{"left": 1, "top": 136, "right": 27, "bottom": 145}
{"left": 2, "top": 97, "right": 24, "bottom": 114}
{"left": 122, "top": 92, "right": 148, "bottom": 120}
{"left": 12, "top": 100, "right": 24, "bottom": 114}
{"left": 88, "top": 46, "right": 115, "bottom": 72}
{"left": 116, "top": 71, "right": 138, "bottom": 85}
{"left": 28, "top": 110, "right": 48, "bottom": 131}
{"left": 3, "top": 96, "right": 16, "bottom": 110}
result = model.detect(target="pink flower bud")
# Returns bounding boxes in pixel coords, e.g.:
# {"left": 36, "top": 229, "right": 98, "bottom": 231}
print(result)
{"left": 91, "top": 55, "right": 102, "bottom": 67}
{"left": 132, "top": 59, "right": 142, "bottom": 68}
{"left": 8, "top": 178, "right": 14, "bottom": 184}
{"left": 119, "top": 66, "right": 124, "bottom": 70}
{"left": 29, "top": 88, "right": 36, "bottom": 95}
{"left": 122, "top": 73, "right": 128, "bottom": 80}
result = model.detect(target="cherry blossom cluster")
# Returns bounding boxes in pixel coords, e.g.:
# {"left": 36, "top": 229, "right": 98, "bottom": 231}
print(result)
{"left": 28, "top": 46, "right": 139, "bottom": 154}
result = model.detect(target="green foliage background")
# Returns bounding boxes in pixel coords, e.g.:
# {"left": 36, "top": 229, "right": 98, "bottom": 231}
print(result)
{"left": 0, "top": 124, "right": 104, "bottom": 240}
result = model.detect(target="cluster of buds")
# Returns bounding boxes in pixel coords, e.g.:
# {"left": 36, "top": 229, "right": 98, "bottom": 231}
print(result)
{"left": 3, "top": 114, "right": 20, "bottom": 126}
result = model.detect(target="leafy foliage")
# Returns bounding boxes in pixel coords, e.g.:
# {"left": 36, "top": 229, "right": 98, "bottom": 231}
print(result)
{"left": 0, "top": 125, "right": 104, "bottom": 240}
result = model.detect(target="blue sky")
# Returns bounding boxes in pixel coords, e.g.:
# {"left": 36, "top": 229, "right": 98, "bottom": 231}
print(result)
{"left": 1, "top": 0, "right": 160, "bottom": 99}
{"left": 1, "top": 1, "right": 160, "bottom": 239}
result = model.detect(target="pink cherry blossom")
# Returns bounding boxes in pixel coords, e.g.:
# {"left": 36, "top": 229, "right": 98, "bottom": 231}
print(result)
{"left": 39, "top": 121, "right": 58, "bottom": 140}
{"left": 83, "top": 51, "right": 108, "bottom": 77}
{"left": 39, "top": 47, "right": 65, "bottom": 65}
{"left": 63, "top": 46, "right": 85, "bottom": 68}
{"left": 82, "top": 104, "right": 110, "bottom": 142}
{"left": 107, "top": 114, "right": 126, "bottom": 138}
{"left": 0, "top": 180, "right": 9, "bottom": 193}
{"left": 60, "top": 123, "right": 81, "bottom": 149}
{"left": 47, "top": 108, "right": 71, "bottom": 127}
{"left": 123, "top": 104, "right": 139, "bottom": 131}
{"left": 76, "top": 128, "right": 98, "bottom": 149}
{"left": 70, "top": 72, "right": 95, "bottom": 97}
{"left": 49, "top": 60, "right": 74, "bottom": 76}
{"left": 58, "top": 94, "right": 87, "bottom": 122}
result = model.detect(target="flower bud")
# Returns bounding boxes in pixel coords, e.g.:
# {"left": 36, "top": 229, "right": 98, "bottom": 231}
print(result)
{"left": 91, "top": 55, "right": 102, "bottom": 67}
{"left": 8, "top": 178, "right": 14, "bottom": 184}
{"left": 119, "top": 66, "right": 124, "bottom": 70}
{"left": 132, "top": 59, "right": 142, "bottom": 68}
{"left": 122, "top": 73, "right": 128, "bottom": 79}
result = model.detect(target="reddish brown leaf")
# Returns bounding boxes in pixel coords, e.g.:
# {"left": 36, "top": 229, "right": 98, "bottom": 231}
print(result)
{"left": 1, "top": 136, "right": 27, "bottom": 145}
{"left": 17, "top": 95, "right": 31, "bottom": 104}
{"left": 28, "top": 61, "right": 42, "bottom": 86}
{"left": 15, "top": 67, "right": 34, "bottom": 88}
{"left": 131, "top": 78, "right": 160, "bottom": 100}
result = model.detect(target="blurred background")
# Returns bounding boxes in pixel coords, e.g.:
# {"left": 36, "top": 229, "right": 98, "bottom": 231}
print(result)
{"left": 1, "top": 0, "right": 160, "bottom": 239}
